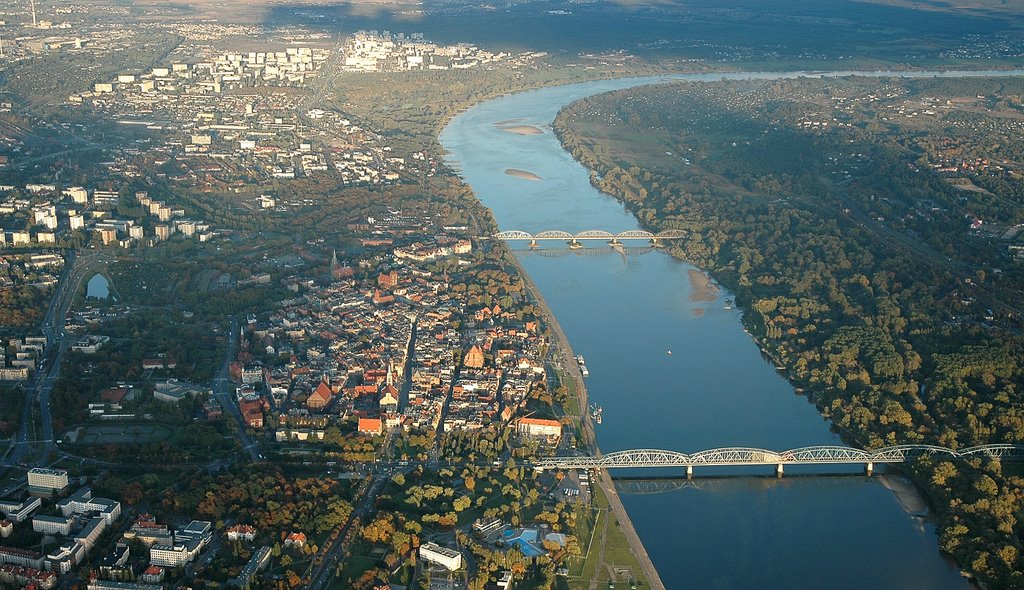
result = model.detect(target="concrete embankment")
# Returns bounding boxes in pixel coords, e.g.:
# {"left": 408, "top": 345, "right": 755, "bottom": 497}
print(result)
{"left": 505, "top": 250, "right": 667, "bottom": 590}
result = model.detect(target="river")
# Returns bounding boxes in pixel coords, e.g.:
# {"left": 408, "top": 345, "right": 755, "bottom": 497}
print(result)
{"left": 439, "top": 71, "right": 1022, "bottom": 589}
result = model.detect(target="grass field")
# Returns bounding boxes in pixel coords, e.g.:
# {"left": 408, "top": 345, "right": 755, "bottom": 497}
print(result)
{"left": 74, "top": 422, "right": 173, "bottom": 445}
{"left": 565, "top": 483, "right": 650, "bottom": 590}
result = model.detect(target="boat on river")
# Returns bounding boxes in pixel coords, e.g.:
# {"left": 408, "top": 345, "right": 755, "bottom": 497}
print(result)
{"left": 576, "top": 355, "right": 589, "bottom": 376}
{"left": 590, "top": 404, "right": 603, "bottom": 425}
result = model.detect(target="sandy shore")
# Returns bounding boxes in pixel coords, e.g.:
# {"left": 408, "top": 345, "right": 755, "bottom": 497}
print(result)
{"left": 879, "top": 475, "right": 930, "bottom": 516}
{"left": 505, "top": 168, "right": 543, "bottom": 181}
{"left": 688, "top": 268, "right": 720, "bottom": 302}
{"left": 498, "top": 124, "right": 545, "bottom": 135}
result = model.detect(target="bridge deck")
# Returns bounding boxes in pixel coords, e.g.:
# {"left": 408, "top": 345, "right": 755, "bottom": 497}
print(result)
{"left": 533, "top": 444, "right": 1024, "bottom": 470}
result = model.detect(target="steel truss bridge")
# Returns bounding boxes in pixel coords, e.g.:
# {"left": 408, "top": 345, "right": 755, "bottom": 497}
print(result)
{"left": 533, "top": 444, "right": 1024, "bottom": 476}
{"left": 491, "top": 229, "right": 686, "bottom": 248}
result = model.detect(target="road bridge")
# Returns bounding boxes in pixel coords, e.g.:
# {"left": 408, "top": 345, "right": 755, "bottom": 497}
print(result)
{"left": 491, "top": 229, "right": 686, "bottom": 248}
{"left": 534, "top": 444, "right": 1024, "bottom": 477}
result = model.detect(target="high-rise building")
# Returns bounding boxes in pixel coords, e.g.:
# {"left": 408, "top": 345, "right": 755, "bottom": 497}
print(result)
{"left": 27, "top": 468, "right": 69, "bottom": 494}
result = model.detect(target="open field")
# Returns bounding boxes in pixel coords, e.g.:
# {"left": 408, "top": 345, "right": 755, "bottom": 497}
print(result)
{"left": 72, "top": 423, "right": 173, "bottom": 445}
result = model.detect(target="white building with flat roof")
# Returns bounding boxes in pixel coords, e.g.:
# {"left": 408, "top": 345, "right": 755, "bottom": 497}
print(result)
{"left": 149, "top": 544, "right": 192, "bottom": 568}
{"left": 32, "top": 514, "right": 74, "bottom": 536}
{"left": 57, "top": 488, "right": 121, "bottom": 524}
{"left": 0, "top": 497, "right": 41, "bottom": 523}
{"left": 46, "top": 540, "right": 85, "bottom": 573}
{"left": 74, "top": 517, "right": 107, "bottom": 551}
{"left": 0, "top": 546, "right": 45, "bottom": 569}
{"left": 88, "top": 580, "right": 162, "bottom": 590}
{"left": 419, "top": 542, "right": 462, "bottom": 571}
{"left": 27, "top": 468, "right": 69, "bottom": 494}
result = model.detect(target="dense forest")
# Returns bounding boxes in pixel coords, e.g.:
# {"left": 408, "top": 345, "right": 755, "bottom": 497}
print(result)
{"left": 555, "top": 77, "right": 1024, "bottom": 588}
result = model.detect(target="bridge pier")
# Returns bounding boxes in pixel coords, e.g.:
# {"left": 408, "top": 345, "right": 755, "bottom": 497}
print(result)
{"left": 609, "top": 238, "right": 622, "bottom": 247}
{"left": 865, "top": 461, "right": 873, "bottom": 476}
{"left": 686, "top": 465, "right": 693, "bottom": 479}
{"left": 776, "top": 463, "right": 784, "bottom": 478}
{"left": 568, "top": 239, "right": 583, "bottom": 250}
{"left": 650, "top": 238, "right": 663, "bottom": 248}
{"left": 529, "top": 239, "right": 538, "bottom": 249}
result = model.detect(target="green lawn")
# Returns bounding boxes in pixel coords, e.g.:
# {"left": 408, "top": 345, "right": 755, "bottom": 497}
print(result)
{"left": 569, "top": 483, "right": 650, "bottom": 590}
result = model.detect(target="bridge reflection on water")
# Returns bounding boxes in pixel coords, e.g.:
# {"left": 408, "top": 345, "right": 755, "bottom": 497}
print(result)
{"left": 611, "top": 472, "right": 932, "bottom": 516}
{"left": 613, "top": 472, "right": 888, "bottom": 496}
{"left": 519, "top": 245, "right": 656, "bottom": 258}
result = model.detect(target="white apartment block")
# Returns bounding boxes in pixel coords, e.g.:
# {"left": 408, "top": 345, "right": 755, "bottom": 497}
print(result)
{"left": 27, "top": 468, "right": 69, "bottom": 493}
{"left": 57, "top": 488, "right": 121, "bottom": 524}
{"left": 32, "top": 514, "right": 74, "bottom": 536}
{"left": 0, "top": 497, "right": 42, "bottom": 523}
{"left": 149, "top": 544, "right": 193, "bottom": 567}
{"left": 46, "top": 540, "right": 85, "bottom": 574}
{"left": 419, "top": 542, "right": 462, "bottom": 571}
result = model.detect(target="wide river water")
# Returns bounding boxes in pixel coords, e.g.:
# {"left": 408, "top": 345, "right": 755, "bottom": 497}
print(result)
{"left": 439, "top": 71, "right": 1022, "bottom": 589}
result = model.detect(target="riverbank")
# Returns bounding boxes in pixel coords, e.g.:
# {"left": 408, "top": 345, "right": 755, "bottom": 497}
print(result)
{"left": 542, "top": 72, "right": 1024, "bottom": 588}
{"left": 502, "top": 248, "right": 666, "bottom": 590}
{"left": 439, "top": 71, "right": 999, "bottom": 589}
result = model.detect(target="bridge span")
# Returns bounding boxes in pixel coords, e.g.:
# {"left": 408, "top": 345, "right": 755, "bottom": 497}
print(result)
{"left": 490, "top": 229, "right": 686, "bottom": 248}
{"left": 533, "top": 444, "right": 1024, "bottom": 477}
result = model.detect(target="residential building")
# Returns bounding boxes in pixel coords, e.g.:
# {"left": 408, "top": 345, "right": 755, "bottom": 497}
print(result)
{"left": 122, "top": 514, "right": 173, "bottom": 546}
{"left": 98, "top": 543, "right": 131, "bottom": 579}
{"left": 226, "top": 524, "right": 256, "bottom": 542}
{"left": 148, "top": 520, "right": 210, "bottom": 567}
{"left": 357, "top": 417, "right": 382, "bottom": 435}
{"left": 153, "top": 380, "right": 206, "bottom": 403}
{"left": 32, "top": 515, "right": 74, "bottom": 536}
{"left": 27, "top": 468, "right": 69, "bottom": 495}
{"left": 419, "top": 542, "right": 462, "bottom": 571}
{"left": 284, "top": 532, "right": 306, "bottom": 547}
{"left": 149, "top": 544, "right": 195, "bottom": 568}
{"left": 0, "top": 563, "right": 57, "bottom": 588}
{"left": 139, "top": 565, "right": 164, "bottom": 584}
{"left": 87, "top": 581, "right": 162, "bottom": 590}
{"left": 0, "top": 497, "right": 42, "bottom": 523}
{"left": 0, "top": 546, "right": 45, "bottom": 569}
{"left": 74, "top": 517, "right": 107, "bottom": 551}
{"left": 516, "top": 417, "right": 562, "bottom": 440}
{"left": 46, "top": 540, "right": 85, "bottom": 574}
{"left": 230, "top": 546, "right": 271, "bottom": 588}
{"left": 57, "top": 488, "right": 121, "bottom": 524}
{"left": 92, "top": 190, "right": 120, "bottom": 206}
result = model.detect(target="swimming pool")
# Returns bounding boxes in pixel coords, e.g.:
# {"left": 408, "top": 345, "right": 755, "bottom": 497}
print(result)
{"left": 502, "top": 528, "right": 546, "bottom": 557}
